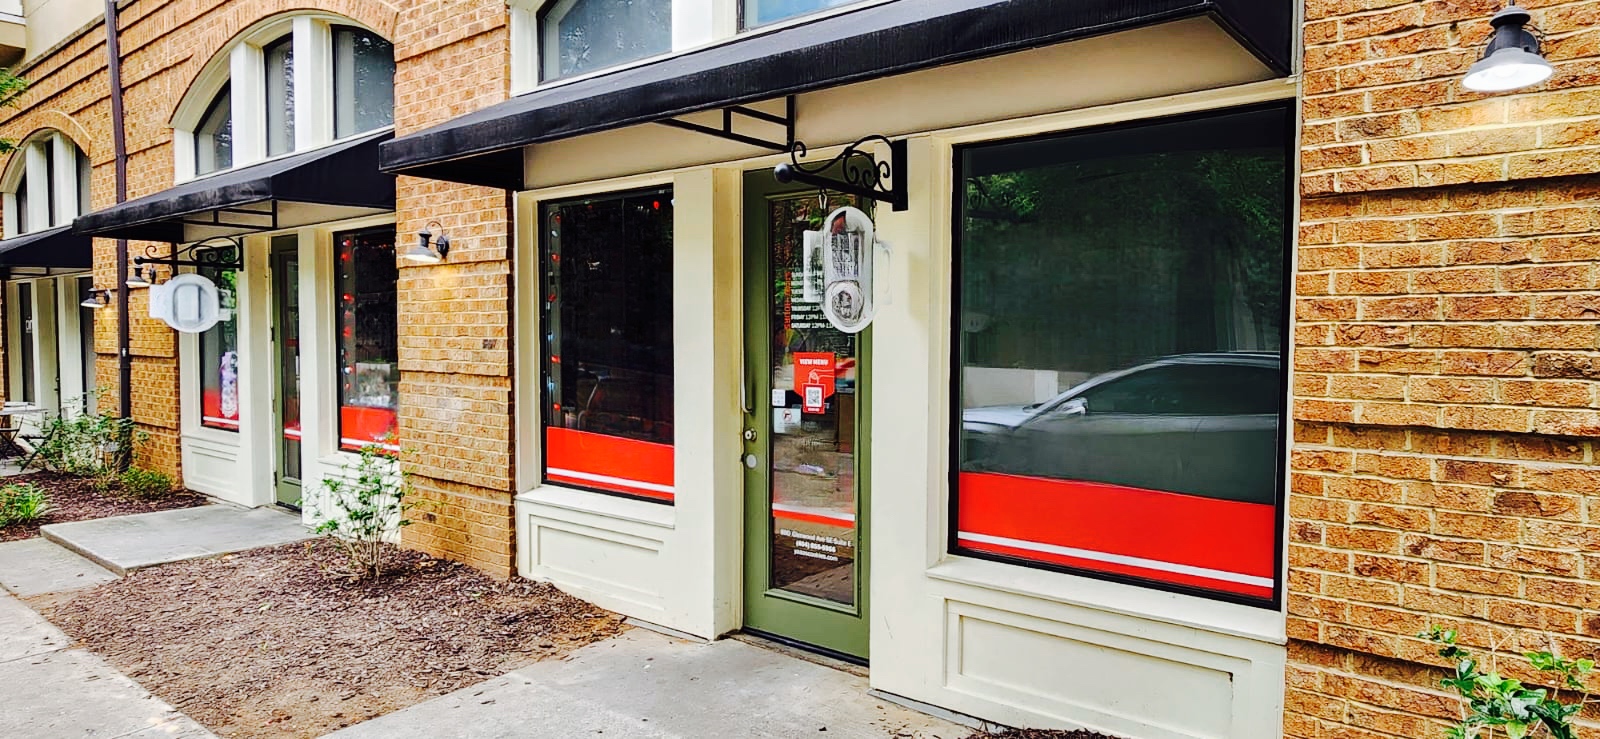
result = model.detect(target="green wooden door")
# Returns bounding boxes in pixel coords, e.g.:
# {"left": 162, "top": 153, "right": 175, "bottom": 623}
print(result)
{"left": 272, "top": 237, "right": 302, "bottom": 508}
{"left": 741, "top": 169, "right": 871, "bottom": 661}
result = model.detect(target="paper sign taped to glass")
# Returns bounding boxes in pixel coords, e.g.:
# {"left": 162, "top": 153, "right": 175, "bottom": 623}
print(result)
{"left": 802, "top": 206, "right": 891, "bottom": 334}
{"left": 148, "top": 273, "right": 223, "bottom": 333}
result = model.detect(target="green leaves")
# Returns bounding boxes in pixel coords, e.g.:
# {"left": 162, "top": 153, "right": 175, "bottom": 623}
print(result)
{"left": 0, "top": 483, "right": 48, "bottom": 527}
{"left": 310, "top": 440, "right": 417, "bottom": 580}
{"left": 1420, "top": 626, "right": 1594, "bottom": 739}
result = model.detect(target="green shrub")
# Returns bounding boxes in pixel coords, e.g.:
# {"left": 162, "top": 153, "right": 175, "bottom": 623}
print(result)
{"left": 32, "top": 400, "right": 141, "bottom": 478}
{"left": 1423, "top": 626, "right": 1594, "bottom": 739}
{"left": 311, "top": 443, "right": 416, "bottom": 580}
{"left": 117, "top": 467, "right": 175, "bottom": 499}
{"left": 0, "top": 483, "right": 48, "bottom": 526}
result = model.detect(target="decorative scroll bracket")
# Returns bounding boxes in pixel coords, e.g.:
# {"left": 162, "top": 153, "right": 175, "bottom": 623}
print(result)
{"left": 133, "top": 236, "right": 244, "bottom": 271}
{"left": 773, "top": 136, "right": 907, "bottom": 212}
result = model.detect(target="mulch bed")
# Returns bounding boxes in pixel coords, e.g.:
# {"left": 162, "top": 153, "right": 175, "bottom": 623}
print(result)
{"left": 969, "top": 731, "right": 1121, "bottom": 739}
{"left": 0, "top": 471, "right": 208, "bottom": 542}
{"left": 41, "top": 541, "right": 625, "bottom": 738}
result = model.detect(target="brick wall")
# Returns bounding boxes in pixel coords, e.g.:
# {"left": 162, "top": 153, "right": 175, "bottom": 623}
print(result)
{"left": 1294, "top": 0, "right": 1600, "bottom": 735}
{"left": 391, "top": 1, "right": 514, "bottom": 577}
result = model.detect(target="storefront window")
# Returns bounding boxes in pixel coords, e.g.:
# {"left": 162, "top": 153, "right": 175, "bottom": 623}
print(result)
{"left": 952, "top": 104, "right": 1290, "bottom": 604}
{"left": 540, "top": 188, "right": 674, "bottom": 502}
{"left": 333, "top": 27, "right": 395, "bottom": 138}
{"left": 743, "top": 0, "right": 854, "bottom": 28}
{"left": 195, "top": 85, "right": 233, "bottom": 175}
{"left": 198, "top": 263, "right": 240, "bottom": 431}
{"left": 539, "top": 0, "right": 671, "bottom": 81}
{"left": 265, "top": 35, "right": 295, "bottom": 157}
{"left": 336, "top": 227, "right": 399, "bottom": 451}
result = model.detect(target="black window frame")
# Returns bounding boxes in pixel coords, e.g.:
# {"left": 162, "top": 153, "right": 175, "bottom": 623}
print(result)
{"left": 945, "top": 100, "right": 1295, "bottom": 609}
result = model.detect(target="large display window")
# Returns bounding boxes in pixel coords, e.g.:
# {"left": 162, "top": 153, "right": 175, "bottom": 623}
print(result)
{"left": 539, "top": 187, "right": 674, "bottom": 503}
{"left": 336, "top": 227, "right": 399, "bottom": 451}
{"left": 951, "top": 103, "right": 1291, "bottom": 604}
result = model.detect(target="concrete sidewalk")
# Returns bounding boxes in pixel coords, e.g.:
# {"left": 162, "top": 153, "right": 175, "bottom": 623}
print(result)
{"left": 0, "top": 592, "right": 215, "bottom": 738}
{"left": 328, "top": 628, "right": 971, "bottom": 739}
{"left": 42, "top": 504, "right": 312, "bottom": 575}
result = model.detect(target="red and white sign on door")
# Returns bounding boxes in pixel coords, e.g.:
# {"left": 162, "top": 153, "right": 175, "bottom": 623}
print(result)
{"left": 794, "top": 352, "right": 835, "bottom": 414}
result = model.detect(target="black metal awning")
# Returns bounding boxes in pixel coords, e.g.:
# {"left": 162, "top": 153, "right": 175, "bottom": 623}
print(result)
{"left": 0, "top": 225, "right": 92, "bottom": 269}
{"left": 379, "top": 0, "right": 1291, "bottom": 189}
{"left": 74, "top": 131, "right": 395, "bottom": 243}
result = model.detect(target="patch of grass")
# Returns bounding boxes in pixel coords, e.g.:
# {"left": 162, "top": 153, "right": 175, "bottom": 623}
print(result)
{"left": 0, "top": 482, "right": 48, "bottom": 526}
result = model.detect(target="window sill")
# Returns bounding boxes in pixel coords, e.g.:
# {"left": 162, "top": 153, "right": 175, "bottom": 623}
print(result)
{"left": 517, "top": 484, "right": 676, "bottom": 530}
{"left": 925, "top": 556, "right": 1286, "bottom": 646}
{"left": 181, "top": 425, "right": 242, "bottom": 447}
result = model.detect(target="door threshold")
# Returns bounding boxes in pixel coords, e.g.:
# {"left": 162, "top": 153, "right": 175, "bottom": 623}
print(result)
{"left": 734, "top": 629, "right": 868, "bottom": 676}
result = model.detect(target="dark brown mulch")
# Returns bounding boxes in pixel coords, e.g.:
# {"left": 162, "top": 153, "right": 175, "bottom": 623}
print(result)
{"left": 0, "top": 471, "right": 208, "bottom": 542}
{"left": 969, "top": 730, "right": 1122, "bottom": 739}
{"left": 41, "top": 541, "right": 625, "bottom": 738}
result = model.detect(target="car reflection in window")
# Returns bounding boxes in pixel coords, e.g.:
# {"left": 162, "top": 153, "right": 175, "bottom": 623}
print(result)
{"left": 962, "top": 353, "right": 1281, "bottom": 505}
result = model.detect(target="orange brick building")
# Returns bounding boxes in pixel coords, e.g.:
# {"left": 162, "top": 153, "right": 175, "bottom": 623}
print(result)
{"left": 0, "top": 0, "right": 1596, "bottom": 735}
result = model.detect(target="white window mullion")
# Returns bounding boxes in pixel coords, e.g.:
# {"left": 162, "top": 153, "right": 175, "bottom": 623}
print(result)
{"left": 3, "top": 192, "right": 18, "bottom": 239}
{"left": 675, "top": 0, "right": 719, "bottom": 51}
{"left": 509, "top": 3, "right": 538, "bottom": 94}
{"left": 22, "top": 142, "right": 49, "bottom": 232}
{"left": 294, "top": 17, "right": 332, "bottom": 149}
{"left": 230, "top": 44, "right": 266, "bottom": 165}
{"left": 49, "top": 135, "right": 78, "bottom": 227}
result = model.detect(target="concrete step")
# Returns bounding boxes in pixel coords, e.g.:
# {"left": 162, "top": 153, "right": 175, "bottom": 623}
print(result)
{"left": 41, "top": 504, "right": 312, "bottom": 576}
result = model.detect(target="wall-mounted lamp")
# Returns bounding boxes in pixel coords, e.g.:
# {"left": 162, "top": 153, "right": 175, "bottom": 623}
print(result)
{"left": 1463, "top": 3, "right": 1554, "bottom": 93}
{"left": 80, "top": 289, "right": 113, "bottom": 310}
{"left": 404, "top": 221, "right": 451, "bottom": 264}
{"left": 125, "top": 265, "right": 155, "bottom": 289}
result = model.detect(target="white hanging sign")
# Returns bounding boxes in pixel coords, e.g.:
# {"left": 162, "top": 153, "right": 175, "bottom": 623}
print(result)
{"left": 802, "top": 205, "right": 891, "bottom": 334}
{"left": 150, "top": 273, "right": 222, "bottom": 333}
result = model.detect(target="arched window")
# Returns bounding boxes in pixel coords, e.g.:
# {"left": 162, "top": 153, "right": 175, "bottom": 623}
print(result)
{"left": 2, "top": 131, "right": 90, "bottom": 238}
{"left": 175, "top": 16, "right": 394, "bottom": 180}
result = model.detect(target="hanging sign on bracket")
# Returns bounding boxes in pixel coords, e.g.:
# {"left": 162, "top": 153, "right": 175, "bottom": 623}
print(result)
{"left": 802, "top": 205, "right": 892, "bottom": 334}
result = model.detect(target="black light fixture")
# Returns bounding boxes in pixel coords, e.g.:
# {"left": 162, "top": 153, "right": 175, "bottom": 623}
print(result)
{"left": 404, "top": 220, "right": 451, "bottom": 264}
{"left": 1463, "top": 3, "right": 1554, "bottom": 93}
{"left": 125, "top": 265, "right": 154, "bottom": 289}
{"left": 80, "top": 289, "right": 113, "bottom": 310}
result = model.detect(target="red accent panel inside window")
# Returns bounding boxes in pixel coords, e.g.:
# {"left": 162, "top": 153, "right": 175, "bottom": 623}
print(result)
{"left": 546, "top": 427, "right": 674, "bottom": 502}
{"left": 200, "top": 389, "right": 239, "bottom": 430}
{"left": 339, "top": 406, "right": 398, "bottom": 450}
{"left": 957, "top": 471, "right": 1276, "bottom": 599}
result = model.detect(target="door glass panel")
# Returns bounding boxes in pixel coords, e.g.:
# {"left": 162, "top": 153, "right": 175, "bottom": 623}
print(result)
{"left": 17, "top": 282, "right": 33, "bottom": 403}
{"left": 766, "top": 193, "right": 861, "bottom": 606}
{"left": 77, "top": 277, "right": 95, "bottom": 400}
{"left": 274, "top": 238, "right": 301, "bottom": 486}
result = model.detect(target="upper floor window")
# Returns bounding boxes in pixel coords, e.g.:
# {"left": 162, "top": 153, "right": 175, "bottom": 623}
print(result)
{"left": 3, "top": 131, "right": 90, "bottom": 238}
{"left": 539, "top": 0, "right": 671, "bottom": 81}
{"left": 264, "top": 35, "right": 296, "bottom": 157}
{"left": 176, "top": 15, "right": 394, "bottom": 180}
{"left": 743, "top": 0, "right": 853, "bottom": 28}
{"left": 334, "top": 28, "right": 395, "bottom": 138}
{"left": 195, "top": 84, "right": 233, "bottom": 175}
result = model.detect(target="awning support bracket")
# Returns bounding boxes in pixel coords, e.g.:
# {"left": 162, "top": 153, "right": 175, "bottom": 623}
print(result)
{"left": 134, "top": 235, "right": 244, "bottom": 271}
{"left": 656, "top": 96, "right": 795, "bottom": 152}
{"left": 774, "top": 135, "right": 908, "bottom": 212}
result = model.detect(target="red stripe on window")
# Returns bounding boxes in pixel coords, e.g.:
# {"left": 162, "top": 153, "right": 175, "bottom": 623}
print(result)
{"left": 957, "top": 471, "right": 1275, "bottom": 596}
{"left": 546, "top": 427, "right": 674, "bottom": 502}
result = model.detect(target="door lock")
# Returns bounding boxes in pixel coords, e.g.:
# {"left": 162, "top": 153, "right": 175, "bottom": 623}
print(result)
{"left": 743, "top": 428, "right": 757, "bottom": 441}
